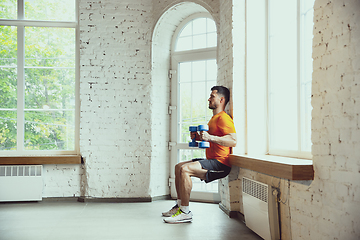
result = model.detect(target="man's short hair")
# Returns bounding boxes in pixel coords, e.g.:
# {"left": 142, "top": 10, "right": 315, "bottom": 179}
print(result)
{"left": 211, "top": 86, "right": 230, "bottom": 106}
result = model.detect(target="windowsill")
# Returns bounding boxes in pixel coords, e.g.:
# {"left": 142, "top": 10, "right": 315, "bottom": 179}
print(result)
{"left": 0, "top": 155, "right": 82, "bottom": 165}
{"left": 229, "top": 154, "right": 314, "bottom": 180}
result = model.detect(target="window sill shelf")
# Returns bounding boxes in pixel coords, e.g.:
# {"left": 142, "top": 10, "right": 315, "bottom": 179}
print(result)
{"left": 229, "top": 154, "right": 314, "bottom": 180}
{"left": 0, "top": 155, "right": 82, "bottom": 165}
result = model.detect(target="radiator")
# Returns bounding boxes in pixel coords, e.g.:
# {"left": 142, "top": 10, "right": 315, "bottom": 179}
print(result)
{"left": 242, "top": 177, "right": 280, "bottom": 240}
{"left": 0, "top": 165, "right": 43, "bottom": 202}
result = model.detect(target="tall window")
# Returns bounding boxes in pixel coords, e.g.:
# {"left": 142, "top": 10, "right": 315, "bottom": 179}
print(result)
{"left": 268, "top": 0, "right": 314, "bottom": 158}
{"left": 233, "top": 0, "right": 314, "bottom": 159}
{"left": 0, "top": 0, "right": 78, "bottom": 155}
{"left": 170, "top": 14, "right": 219, "bottom": 200}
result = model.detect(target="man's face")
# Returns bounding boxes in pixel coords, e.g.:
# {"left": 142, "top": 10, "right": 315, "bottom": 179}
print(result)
{"left": 208, "top": 90, "right": 222, "bottom": 109}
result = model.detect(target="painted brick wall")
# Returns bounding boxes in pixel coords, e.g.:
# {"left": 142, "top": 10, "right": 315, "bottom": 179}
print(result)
{"left": 42, "top": 0, "right": 221, "bottom": 199}
{"left": 217, "top": 0, "right": 233, "bottom": 211}
{"left": 42, "top": 165, "right": 82, "bottom": 198}
{"left": 78, "top": 0, "right": 154, "bottom": 198}
{"left": 289, "top": 0, "right": 360, "bottom": 239}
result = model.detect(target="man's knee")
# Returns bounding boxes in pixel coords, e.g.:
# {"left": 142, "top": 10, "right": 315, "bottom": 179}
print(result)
{"left": 175, "top": 162, "right": 185, "bottom": 172}
{"left": 179, "top": 164, "right": 188, "bottom": 174}
{"left": 180, "top": 161, "right": 202, "bottom": 176}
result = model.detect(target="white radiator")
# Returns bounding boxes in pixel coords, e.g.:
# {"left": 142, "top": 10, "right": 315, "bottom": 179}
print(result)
{"left": 242, "top": 177, "right": 280, "bottom": 240}
{"left": 0, "top": 165, "right": 43, "bottom": 202}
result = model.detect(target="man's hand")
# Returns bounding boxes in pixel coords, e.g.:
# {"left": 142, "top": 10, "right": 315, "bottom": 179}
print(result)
{"left": 190, "top": 131, "right": 200, "bottom": 141}
{"left": 199, "top": 131, "right": 211, "bottom": 142}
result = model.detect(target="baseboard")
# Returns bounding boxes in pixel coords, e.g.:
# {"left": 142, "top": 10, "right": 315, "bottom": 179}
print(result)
{"left": 151, "top": 195, "right": 171, "bottom": 201}
{"left": 77, "top": 197, "right": 152, "bottom": 203}
{"left": 219, "top": 203, "right": 245, "bottom": 223}
{"left": 40, "top": 195, "right": 171, "bottom": 203}
{"left": 77, "top": 195, "right": 171, "bottom": 203}
{"left": 43, "top": 197, "right": 79, "bottom": 202}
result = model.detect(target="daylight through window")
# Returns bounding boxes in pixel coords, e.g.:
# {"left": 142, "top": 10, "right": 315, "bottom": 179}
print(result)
{"left": 0, "top": 0, "right": 78, "bottom": 155}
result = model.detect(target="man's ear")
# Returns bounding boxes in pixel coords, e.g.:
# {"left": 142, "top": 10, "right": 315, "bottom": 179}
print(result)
{"left": 220, "top": 96, "right": 225, "bottom": 103}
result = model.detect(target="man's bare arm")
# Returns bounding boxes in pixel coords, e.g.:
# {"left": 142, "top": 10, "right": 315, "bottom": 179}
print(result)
{"left": 200, "top": 132, "right": 237, "bottom": 147}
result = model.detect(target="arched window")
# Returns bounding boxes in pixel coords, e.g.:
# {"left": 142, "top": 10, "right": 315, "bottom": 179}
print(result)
{"left": 169, "top": 14, "right": 219, "bottom": 201}
{"left": 175, "top": 17, "right": 216, "bottom": 51}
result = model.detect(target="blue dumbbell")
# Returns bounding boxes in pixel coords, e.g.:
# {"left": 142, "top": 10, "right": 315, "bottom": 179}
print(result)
{"left": 188, "top": 125, "right": 210, "bottom": 148}
{"left": 197, "top": 125, "right": 210, "bottom": 149}
{"left": 189, "top": 126, "right": 199, "bottom": 147}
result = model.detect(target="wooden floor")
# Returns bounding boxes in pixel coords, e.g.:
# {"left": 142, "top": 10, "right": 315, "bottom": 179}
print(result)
{"left": 0, "top": 199, "right": 262, "bottom": 240}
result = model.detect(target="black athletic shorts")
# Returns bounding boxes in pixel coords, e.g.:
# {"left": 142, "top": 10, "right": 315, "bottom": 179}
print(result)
{"left": 192, "top": 158, "right": 231, "bottom": 183}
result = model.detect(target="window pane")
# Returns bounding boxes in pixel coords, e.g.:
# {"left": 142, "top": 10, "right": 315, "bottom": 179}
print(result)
{"left": 0, "top": 25, "right": 17, "bottom": 151}
{"left": 206, "top": 59, "right": 217, "bottom": 81}
{"left": 193, "top": 18, "right": 206, "bottom": 35}
{"left": 24, "top": 68, "right": 75, "bottom": 109}
{"left": 192, "top": 81, "right": 206, "bottom": 123}
{"left": 193, "top": 34, "right": 206, "bottom": 50}
{"left": 180, "top": 23, "right": 192, "bottom": 37}
{"left": 178, "top": 60, "right": 216, "bottom": 143}
{"left": 179, "top": 62, "right": 191, "bottom": 83}
{"left": 176, "top": 36, "right": 192, "bottom": 52}
{"left": 268, "top": 0, "right": 298, "bottom": 151}
{"left": 179, "top": 81, "right": 191, "bottom": 142}
{"left": 24, "top": 110, "right": 75, "bottom": 150}
{"left": 25, "top": 27, "right": 75, "bottom": 68}
{"left": 24, "top": 27, "right": 75, "bottom": 110}
{"left": 207, "top": 32, "right": 217, "bottom": 48}
{"left": 25, "top": 0, "right": 75, "bottom": 21}
{"left": 192, "top": 61, "right": 206, "bottom": 82}
{"left": 207, "top": 18, "right": 216, "bottom": 32}
{"left": 0, "top": 26, "right": 17, "bottom": 109}
{"left": 24, "top": 26, "right": 75, "bottom": 151}
{"left": 0, "top": 67, "right": 17, "bottom": 109}
{"left": 175, "top": 17, "right": 217, "bottom": 51}
{"left": 0, "top": 110, "right": 17, "bottom": 150}
{"left": 0, "top": 0, "right": 17, "bottom": 19}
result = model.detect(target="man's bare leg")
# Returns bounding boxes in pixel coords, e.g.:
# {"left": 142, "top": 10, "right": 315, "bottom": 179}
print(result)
{"left": 174, "top": 161, "right": 192, "bottom": 201}
{"left": 163, "top": 161, "right": 207, "bottom": 223}
{"left": 179, "top": 161, "right": 207, "bottom": 207}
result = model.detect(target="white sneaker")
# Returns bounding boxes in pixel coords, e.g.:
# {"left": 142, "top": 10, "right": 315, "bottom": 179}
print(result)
{"left": 163, "top": 209, "right": 193, "bottom": 223}
{"left": 162, "top": 205, "right": 179, "bottom": 217}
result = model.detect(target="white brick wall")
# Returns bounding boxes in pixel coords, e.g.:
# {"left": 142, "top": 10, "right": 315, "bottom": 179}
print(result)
{"left": 79, "top": 0, "right": 154, "bottom": 198}
{"left": 289, "top": 0, "right": 360, "bottom": 239}
{"left": 217, "top": 0, "right": 235, "bottom": 211}
{"left": 42, "top": 165, "right": 82, "bottom": 198}
{"left": 43, "top": 0, "right": 220, "bottom": 199}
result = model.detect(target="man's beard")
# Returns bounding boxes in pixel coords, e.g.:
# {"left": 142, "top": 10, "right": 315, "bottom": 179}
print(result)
{"left": 208, "top": 103, "right": 217, "bottom": 109}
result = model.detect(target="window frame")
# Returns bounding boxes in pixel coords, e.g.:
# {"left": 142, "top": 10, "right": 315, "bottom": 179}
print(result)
{"left": 0, "top": 0, "right": 80, "bottom": 157}
{"left": 267, "top": 0, "right": 314, "bottom": 159}
{"left": 232, "top": 0, "right": 313, "bottom": 161}
{"left": 169, "top": 13, "right": 220, "bottom": 202}
{"left": 171, "top": 12, "right": 217, "bottom": 53}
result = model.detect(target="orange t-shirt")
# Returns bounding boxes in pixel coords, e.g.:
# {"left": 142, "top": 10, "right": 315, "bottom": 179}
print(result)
{"left": 206, "top": 111, "right": 236, "bottom": 167}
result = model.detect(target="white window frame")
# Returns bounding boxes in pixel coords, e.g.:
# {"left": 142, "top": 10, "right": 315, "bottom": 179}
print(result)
{"left": 267, "top": 0, "right": 313, "bottom": 159}
{"left": 0, "top": 0, "right": 79, "bottom": 156}
{"left": 233, "top": 0, "right": 313, "bottom": 160}
{"left": 169, "top": 13, "right": 220, "bottom": 202}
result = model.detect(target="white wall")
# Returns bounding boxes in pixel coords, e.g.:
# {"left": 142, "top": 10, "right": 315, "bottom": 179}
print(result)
{"left": 41, "top": 0, "right": 360, "bottom": 239}
{"left": 289, "top": 0, "right": 360, "bottom": 238}
{"left": 43, "top": 0, "right": 221, "bottom": 199}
